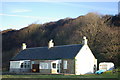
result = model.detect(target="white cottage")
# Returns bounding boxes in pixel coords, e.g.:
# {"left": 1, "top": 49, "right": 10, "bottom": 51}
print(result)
{"left": 10, "top": 36, "right": 97, "bottom": 75}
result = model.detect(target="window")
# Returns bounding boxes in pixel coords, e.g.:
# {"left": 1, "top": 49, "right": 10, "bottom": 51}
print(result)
{"left": 21, "top": 63, "right": 23, "bottom": 68}
{"left": 10, "top": 61, "right": 20, "bottom": 68}
{"left": 40, "top": 62, "right": 48, "bottom": 69}
{"left": 24, "top": 63, "right": 27, "bottom": 68}
{"left": 52, "top": 63, "right": 56, "bottom": 68}
{"left": 28, "top": 62, "right": 31, "bottom": 68}
{"left": 32, "top": 61, "right": 35, "bottom": 64}
{"left": 63, "top": 60, "right": 67, "bottom": 69}
{"left": 101, "top": 64, "right": 107, "bottom": 70}
{"left": 21, "top": 62, "right": 30, "bottom": 68}
{"left": 27, "top": 63, "right": 30, "bottom": 68}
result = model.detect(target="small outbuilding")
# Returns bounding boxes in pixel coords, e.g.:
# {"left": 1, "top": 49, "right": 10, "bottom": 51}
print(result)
{"left": 10, "top": 36, "right": 97, "bottom": 75}
{"left": 99, "top": 62, "right": 114, "bottom": 71}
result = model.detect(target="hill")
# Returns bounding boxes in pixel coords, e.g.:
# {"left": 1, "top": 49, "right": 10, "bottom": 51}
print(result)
{"left": 2, "top": 13, "right": 120, "bottom": 70}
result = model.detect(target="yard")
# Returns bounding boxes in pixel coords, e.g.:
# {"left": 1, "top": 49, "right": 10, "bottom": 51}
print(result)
{"left": 1, "top": 68, "right": 120, "bottom": 80}
{"left": 1, "top": 72, "right": 119, "bottom": 79}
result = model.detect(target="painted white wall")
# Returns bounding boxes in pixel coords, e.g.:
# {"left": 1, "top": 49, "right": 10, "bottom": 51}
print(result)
{"left": 51, "top": 60, "right": 61, "bottom": 69}
{"left": 75, "top": 45, "right": 97, "bottom": 75}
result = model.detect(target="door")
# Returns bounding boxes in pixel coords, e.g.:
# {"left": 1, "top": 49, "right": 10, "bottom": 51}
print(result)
{"left": 32, "top": 64, "right": 39, "bottom": 72}
{"left": 93, "top": 65, "right": 97, "bottom": 73}
{"left": 57, "top": 63, "right": 61, "bottom": 73}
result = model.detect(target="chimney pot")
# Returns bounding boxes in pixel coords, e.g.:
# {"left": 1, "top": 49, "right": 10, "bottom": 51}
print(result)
{"left": 48, "top": 39, "right": 54, "bottom": 48}
{"left": 22, "top": 43, "right": 27, "bottom": 50}
{"left": 83, "top": 36, "right": 88, "bottom": 45}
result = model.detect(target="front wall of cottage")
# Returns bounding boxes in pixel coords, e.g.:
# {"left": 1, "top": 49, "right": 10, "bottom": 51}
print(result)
{"left": 10, "top": 59, "right": 75, "bottom": 74}
{"left": 31, "top": 59, "right": 75, "bottom": 74}
{"left": 31, "top": 60, "right": 60, "bottom": 74}
{"left": 61, "top": 59, "right": 75, "bottom": 74}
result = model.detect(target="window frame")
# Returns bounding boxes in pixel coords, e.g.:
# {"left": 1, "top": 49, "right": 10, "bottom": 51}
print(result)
{"left": 63, "top": 60, "right": 67, "bottom": 69}
{"left": 52, "top": 63, "right": 56, "bottom": 69}
{"left": 40, "top": 62, "right": 48, "bottom": 69}
{"left": 21, "top": 62, "right": 30, "bottom": 69}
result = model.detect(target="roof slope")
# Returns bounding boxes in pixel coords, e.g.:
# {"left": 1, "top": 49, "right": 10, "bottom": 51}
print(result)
{"left": 12, "top": 44, "right": 83, "bottom": 60}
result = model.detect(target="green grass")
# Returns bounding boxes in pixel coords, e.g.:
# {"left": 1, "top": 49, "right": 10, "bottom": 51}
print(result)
{"left": 2, "top": 68, "right": 120, "bottom": 79}
{"left": 2, "top": 72, "right": 119, "bottom": 78}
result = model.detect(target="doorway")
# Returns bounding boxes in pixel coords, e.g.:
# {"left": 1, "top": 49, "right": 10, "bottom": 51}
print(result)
{"left": 93, "top": 65, "right": 97, "bottom": 73}
{"left": 57, "top": 63, "right": 61, "bottom": 73}
{"left": 32, "top": 64, "right": 39, "bottom": 72}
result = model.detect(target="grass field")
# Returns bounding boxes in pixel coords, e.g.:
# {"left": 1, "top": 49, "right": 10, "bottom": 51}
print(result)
{"left": 2, "top": 68, "right": 120, "bottom": 80}
{"left": 2, "top": 72, "right": 119, "bottom": 78}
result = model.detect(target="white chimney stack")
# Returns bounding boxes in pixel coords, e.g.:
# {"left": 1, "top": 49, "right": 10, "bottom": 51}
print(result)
{"left": 22, "top": 43, "right": 27, "bottom": 50}
{"left": 48, "top": 39, "right": 54, "bottom": 48}
{"left": 83, "top": 36, "right": 88, "bottom": 45}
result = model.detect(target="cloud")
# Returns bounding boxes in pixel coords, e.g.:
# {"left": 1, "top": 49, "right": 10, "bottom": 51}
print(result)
{"left": 0, "top": 13, "right": 60, "bottom": 23}
{"left": 12, "top": 9, "right": 32, "bottom": 13}
{"left": 0, "top": 13, "right": 37, "bottom": 18}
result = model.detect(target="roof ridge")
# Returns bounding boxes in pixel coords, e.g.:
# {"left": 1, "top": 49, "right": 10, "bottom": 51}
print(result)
{"left": 26, "top": 44, "right": 83, "bottom": 50}
{"left": 55, "top": 44, "right": 82, "bottom": 47}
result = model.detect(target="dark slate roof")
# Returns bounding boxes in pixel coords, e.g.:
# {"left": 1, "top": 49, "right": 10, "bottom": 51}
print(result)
{"left": 11, "top": 44, "right": 83, "bottom": 60}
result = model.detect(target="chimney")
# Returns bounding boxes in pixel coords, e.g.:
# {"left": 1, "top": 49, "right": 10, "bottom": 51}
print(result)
{"left": 83, "top": 36, "right": 88, "bottom": 45}
{"left": 48, "top": 39, "right": 54, "bottom": 48}
{"left": 22, "top": 43, "right": 27, "bottom": 50}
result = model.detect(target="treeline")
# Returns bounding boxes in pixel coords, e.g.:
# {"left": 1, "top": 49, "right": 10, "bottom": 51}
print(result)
{"left": 2, "top": 13, "right": 120, "bottom": 70}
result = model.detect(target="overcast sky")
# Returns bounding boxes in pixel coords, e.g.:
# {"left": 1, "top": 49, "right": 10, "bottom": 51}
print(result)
{"left": 0, "top": 2, "right": 118, "bottom": 30}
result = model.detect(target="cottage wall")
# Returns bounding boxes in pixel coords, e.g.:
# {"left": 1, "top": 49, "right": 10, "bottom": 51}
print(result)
{"left": 75, "top": 45, "right": 97, "bottom": 75}
{"left": 10, "top": 68, "right": 30, "bottom": 73}
{"left": 10, "top": 60, "right": 31, "bottom": 73}
{"left": 61, "top": 59, "right": 75, "bottom": 74}
{"left": 40, "top": 69, "right": 51, "bottom": 73}
{"left": 31, "top": 60, "right": 59, "bottom": 73}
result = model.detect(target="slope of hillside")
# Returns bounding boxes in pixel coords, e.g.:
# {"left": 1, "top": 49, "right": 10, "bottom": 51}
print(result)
{"left": 2, "top": 13, "right": 120, "bottom": 70}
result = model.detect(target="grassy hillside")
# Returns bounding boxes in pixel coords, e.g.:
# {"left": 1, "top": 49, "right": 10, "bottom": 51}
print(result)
{"left": 2, "top": 13, "right": 120, "bottom": 70}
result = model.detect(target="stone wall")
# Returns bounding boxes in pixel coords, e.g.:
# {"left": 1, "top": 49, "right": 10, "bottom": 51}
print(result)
{"left": 61, "top": 59, "right": 75, "bottom": 74}
{"left": 39, "top": 69, "right": 51, "bottom": 73}
{"left": 9, "top": 68, "right": 30, "bottom": 73}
